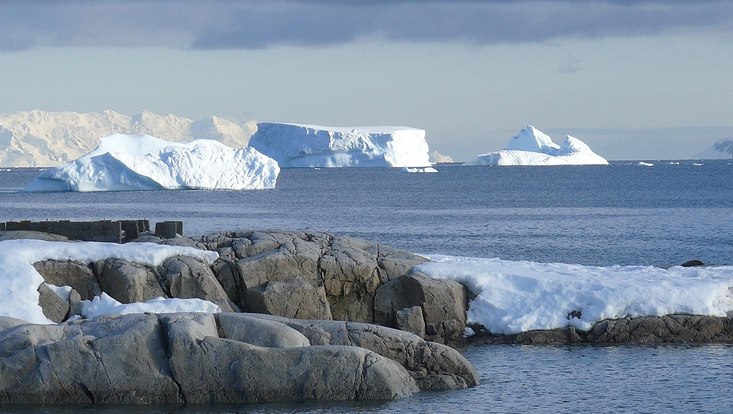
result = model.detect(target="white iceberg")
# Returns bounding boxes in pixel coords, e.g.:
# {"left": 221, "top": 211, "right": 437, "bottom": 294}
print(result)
{"left": 466, "top": 125, "right": 608, "bottom": 166}
{"left": 417, "top": 255, "right": 733, "bottom": 334}
{"left": 248, "top": 123, "right": 432, "bottom": 168}
{"left": 24, "top": 134, "right": 280, "bottom": 192}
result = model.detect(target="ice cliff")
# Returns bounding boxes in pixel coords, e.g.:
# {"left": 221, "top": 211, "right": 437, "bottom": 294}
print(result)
{"left": 25, "top": 134, "right": 279, "bottom": 192}
{"left": 248, "top": 123, "right": 432, "bottom": 168}
{"left": 467, "top": 126, "right": 608, "bottom": 166}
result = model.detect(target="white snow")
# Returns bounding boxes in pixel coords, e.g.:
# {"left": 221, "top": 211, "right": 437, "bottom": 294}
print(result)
{"left": 417, "top": 255, "right": 733, "bottom": 334}
{"left": 24, "top": 134, "right": 280, "bottom": 192}
{"left": 248, "top": 123, "right": 432, "bottom": 168}
{"left": 466, "top": 125, "right": 609, "bottom": 166}
{"left": 0, "top": 239, "right": 219, "bottom": 324}
{"left": 81, "top": 293, "right": 220, "bottom": 319}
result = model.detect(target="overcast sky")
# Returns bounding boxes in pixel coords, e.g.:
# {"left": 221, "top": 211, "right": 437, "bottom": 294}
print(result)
{"left": 1, "top": 0, "right": 731, "bottom": 160}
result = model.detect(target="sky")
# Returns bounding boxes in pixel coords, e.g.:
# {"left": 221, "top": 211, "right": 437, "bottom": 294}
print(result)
{"left": 0, "top": 0, "right": 732, "bottom": 161}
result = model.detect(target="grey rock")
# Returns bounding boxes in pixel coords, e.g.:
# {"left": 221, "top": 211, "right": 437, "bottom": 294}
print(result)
{"left": 211, "top": 258, "right": 242, "bottom": 306}
{"left": 217, "top": 313, "right": 310, "bottom": 348}
{"left": 94, "top": 258, "right": 166, "bottom": 304}
{"left": 247, "top": 315, "right": 479, "bottom": 391}
{"left": 36, "top": 283, "right": 69, "bottom": 323}
{"left": 374, "top": 272, "right": 467, "bottom": 343}
{"left": 161, "top": 255, "right": 238, "bottom": 313}
{"left": 33, "top": 259, "right": 101, "bottom": 300}
{"left": 247, "top": 278, "right": 332, "bottom": 320}
{"left": 0, "top": 317, "right": 27, "bottom": 333}
{"left": 396, "top": 306, "right": 426, "bottom": 338}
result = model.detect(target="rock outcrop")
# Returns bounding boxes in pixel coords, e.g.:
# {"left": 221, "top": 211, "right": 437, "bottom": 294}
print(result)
{"left": 469, "top": 314, "right": 733, "bottom": 345}
{"left": 0, "top": 312, "right": 482, "bottom": 404}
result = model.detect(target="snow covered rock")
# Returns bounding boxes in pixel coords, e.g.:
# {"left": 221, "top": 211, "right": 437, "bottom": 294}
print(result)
{"left": 466, "top": 125, "right": 608, "bottom": 166}
{"left": 24, "top": 134, "right": 279, "bottom": 192}
{"left": 248, "top": 123, "right": 432, "bottom": 168}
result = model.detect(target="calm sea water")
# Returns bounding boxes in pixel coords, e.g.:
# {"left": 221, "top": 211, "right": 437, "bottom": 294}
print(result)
{"left": 1, "top": 161, "right": 733, "bottom": 412}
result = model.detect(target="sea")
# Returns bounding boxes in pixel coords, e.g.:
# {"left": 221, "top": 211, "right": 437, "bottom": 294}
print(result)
{"left": 1, "top": 160, "right": 732, "bottom": 413}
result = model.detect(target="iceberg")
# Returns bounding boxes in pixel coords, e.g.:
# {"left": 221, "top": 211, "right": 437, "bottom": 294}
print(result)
{"left": 466, "top": 125, "right": 608, "bottom": 166}
{"left": 417, "top": 255, "right": 733, "bottom": 334}
{"left": 24, "top": 134, "right": 280, "bottom": 192}
{"left": 248, "top": 123, "right": 432, "bottom": 168}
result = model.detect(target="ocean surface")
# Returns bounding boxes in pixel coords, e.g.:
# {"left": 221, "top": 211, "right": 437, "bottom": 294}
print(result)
{"left": 1, "top": 160, "right": 733, "bottom": 412}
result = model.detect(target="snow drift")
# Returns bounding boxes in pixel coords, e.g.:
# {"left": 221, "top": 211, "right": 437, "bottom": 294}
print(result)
{"left": 418, "top": 255, "right": 733, "bottom": 334}
{"left": 25, "top": 134, "right": 280, "bottom": 192}
{"left": 248, "top": 123, "right": 432, "bottom": 168}
{"left": 467, "top": 125, "right": 608, "bottom": 166}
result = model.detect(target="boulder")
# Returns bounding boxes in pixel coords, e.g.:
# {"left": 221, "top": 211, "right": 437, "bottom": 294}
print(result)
{"left": 36, "top": 283, "right": 70, "bottom": 323}
{"left": 217, "top": 313, "right": 310, "bottom": 348}
{"left": 247, "top": 315, "right": 479, "bottom": 391}
{"left": 0, "top": 231, "right": 68, "bottom": 241}
{"left": 161, "top": 255, "right": 238, "bottom": 313}
{"left": 33, "top": 259, "right": 101, "bottom": 300}
{"left": 94, "top": 258, "right": 166, "bottom": 304}
{"left": 374, "top": 272, "right": 468, "bottom": 343}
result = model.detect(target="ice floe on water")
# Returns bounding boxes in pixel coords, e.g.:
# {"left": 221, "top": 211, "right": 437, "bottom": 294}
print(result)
{"left": 417, "top": 255, "right": 733, "bottom": 334}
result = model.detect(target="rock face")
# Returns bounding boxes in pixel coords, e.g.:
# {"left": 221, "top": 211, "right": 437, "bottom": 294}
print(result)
{"left": 470, "top": 315, "right": 733, "bottom": 345}
{"left": 28, "top": 230, "right": 468, "bottom": 345}
{"left": 0, "top": 312, "right": 481, "bottom": 404}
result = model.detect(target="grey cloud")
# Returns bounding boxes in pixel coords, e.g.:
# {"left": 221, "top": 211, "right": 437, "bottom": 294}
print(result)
{"left": 1, "top": 0, "right": 731, "bottom": 51}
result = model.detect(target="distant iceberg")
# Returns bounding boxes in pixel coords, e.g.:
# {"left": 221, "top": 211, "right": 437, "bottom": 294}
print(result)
{"left": 248, "top": 123, "right": 432, "bottom": 168}
{"left": 25, "top": 134, "right": 279, "bottom": 192}
{"left": 466, "top": 125, "right": 608, "bottom": 166}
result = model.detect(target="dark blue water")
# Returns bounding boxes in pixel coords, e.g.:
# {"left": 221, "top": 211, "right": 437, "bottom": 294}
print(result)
{"left": 2, "top": 161, "right": 732, "bottom": 266}
{"left": 2, "top": 162, "right": 733, "bottom": 413}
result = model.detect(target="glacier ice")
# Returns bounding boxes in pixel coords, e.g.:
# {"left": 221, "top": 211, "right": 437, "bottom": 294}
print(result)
{"left": 248, "top": 123, "right": 432, "bottom": 168}
{"left": 466, "top": 125, "right": 608, "bottom": 166}
{"left": 24, "top": 134, "right": 279, "bottom": 192}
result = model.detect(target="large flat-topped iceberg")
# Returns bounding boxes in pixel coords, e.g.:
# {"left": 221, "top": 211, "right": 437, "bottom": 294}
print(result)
{"left": 467, "top": 125, "right": 608, "bottom": 166}
{"left": 25, "top": 134, "right": 279, "bottom": 192}
{"left": 248, "top": 123, "right": 432, "bottom": 168}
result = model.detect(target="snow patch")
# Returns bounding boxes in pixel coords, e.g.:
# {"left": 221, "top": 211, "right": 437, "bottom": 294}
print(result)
{"left": 0, "top": 239, "right": 219, "bottom": 324}
{"left": 81, "top": 293, "right": 220, "bottom": 319}
{"left": 417, "top": 255, "right": 733, "bottom": 334}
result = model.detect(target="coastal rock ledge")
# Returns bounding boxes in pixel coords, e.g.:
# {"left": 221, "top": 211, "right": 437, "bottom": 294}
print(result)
{"left": 0, "top": 312, "right": 478, "bottom": 405}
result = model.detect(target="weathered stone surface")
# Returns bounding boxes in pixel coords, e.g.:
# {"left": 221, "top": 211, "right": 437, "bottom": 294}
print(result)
{"left": 162, "top": 255, "right": 238, "bottom": 313}
{"left": 211, "top": 258, "right": 241, "bottom": 306}
{"left": 33, "top": 259, "right": 101, "bottom": 300}
{"left": 248, "top": 315, "right": 479, "bottom": 391}
{"left": 36, "top": 283, "right": 69, "bottom": 323}
{"left": 217, "top": 313, "right": 310, "bottom": 348}
{"left": 0, "top": 317, "right": 27, "bottom": 332}
{"left": 374, "top": 272, "right": 467, "bottom": 343}
{"left": 247, "top": 278, "right": 332, "bottom": 320}
{"left": 0, "top": 314, "right": 181, "bottom": 404}
{"left": 396, "top": 306, "right": 426, "bottom": 338}
{"left": 94, "top": 258, "right": 166, "bottom": 304}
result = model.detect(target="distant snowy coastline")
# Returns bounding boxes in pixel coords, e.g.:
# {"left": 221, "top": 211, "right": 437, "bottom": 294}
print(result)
{"left": 467, "top": 125, "right": 608, "bottom": 166}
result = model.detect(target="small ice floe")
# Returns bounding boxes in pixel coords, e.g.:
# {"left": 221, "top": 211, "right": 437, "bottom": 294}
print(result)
{"left": 401, "top": 166, "right": 438, "bottom": 173}
{"left": 638, "top": 162, "right": 654, "bottom": 167}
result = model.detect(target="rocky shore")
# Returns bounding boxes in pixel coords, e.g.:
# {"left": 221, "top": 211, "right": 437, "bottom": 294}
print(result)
{"left": 0, "top": 227, "right": 731, "bottom": 405}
